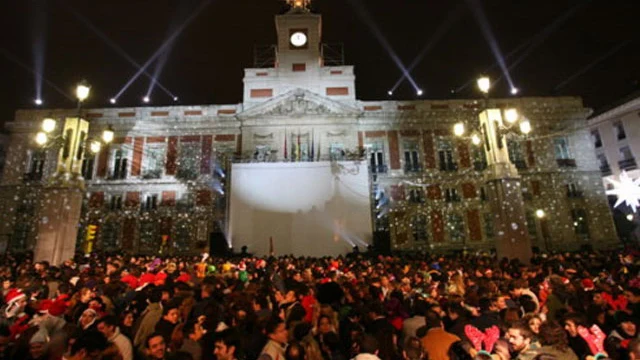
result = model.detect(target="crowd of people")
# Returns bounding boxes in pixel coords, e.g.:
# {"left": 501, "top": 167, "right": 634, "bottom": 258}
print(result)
{"left": 0, "top": 248, "right": 638, "bottom": 360}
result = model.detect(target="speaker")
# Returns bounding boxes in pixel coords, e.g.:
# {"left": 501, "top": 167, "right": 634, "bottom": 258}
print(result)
{"left": 372, "top": 230, "right": 391, "bottom": 255}
{"left": 209, "top": 232, "right": 228, "bottom": 257}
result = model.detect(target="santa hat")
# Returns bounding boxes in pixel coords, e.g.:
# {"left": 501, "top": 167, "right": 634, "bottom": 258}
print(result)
{"left": 581, "top": 279, "right": 595, "bottom": 291}
{"left": 5, "top": 289, "right": 26, "bottom": 306}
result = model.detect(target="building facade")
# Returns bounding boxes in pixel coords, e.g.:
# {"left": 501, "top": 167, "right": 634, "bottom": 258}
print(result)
{"left": 0, "top": 4, "right": 619, "bottom": 255}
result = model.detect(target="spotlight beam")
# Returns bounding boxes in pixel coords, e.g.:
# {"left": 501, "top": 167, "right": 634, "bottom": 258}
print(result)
{"left": 113, "top": 0, "right": 213, "bottom": 100}
{"left": 390, "top": 3, "right": 465, "bottom": 92}
{"left": 456, "top": 2, "right": 588, "bottom": 93}
{"left": 466, "top": 0, "right": 516, "bottom": 90}
{"left": 347, "top": 0, "right": 419, "bottom": 92}
{"left": 554, "top": 39, "right": 631, "bottom": 92}
{"left": 63, "top": 2, "right": 178, "bottom": 100}
{"left": 29, "top": 0, "right": 47, "bottom": 102}
{"left": 0, "top": 48, "right": 74, "bottom": 102}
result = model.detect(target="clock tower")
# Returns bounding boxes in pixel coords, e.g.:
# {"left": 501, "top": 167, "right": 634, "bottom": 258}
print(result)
{"left": 275, "top": 0, "right": 322, "bottom": 70}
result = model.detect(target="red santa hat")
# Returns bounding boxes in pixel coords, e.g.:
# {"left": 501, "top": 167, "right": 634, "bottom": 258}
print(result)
{"left": 5, "top": 289, "right": 26, "bottom": 306}
{"left": 581, "top": 279, "right": 595, "bottom": 291}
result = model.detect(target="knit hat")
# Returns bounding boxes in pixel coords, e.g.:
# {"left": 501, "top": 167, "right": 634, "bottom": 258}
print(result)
{"left": 5, "top": 288, "right": 26, "bottom": 305}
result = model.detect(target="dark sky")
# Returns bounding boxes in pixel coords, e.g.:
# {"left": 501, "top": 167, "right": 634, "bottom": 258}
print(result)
{"left": 1, "top": 0, "right": 638, "bottom": 126}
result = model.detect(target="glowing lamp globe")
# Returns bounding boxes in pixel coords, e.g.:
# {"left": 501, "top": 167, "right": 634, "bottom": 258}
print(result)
{"left": 477, "top": 76, "right": 490, "bottom": 94}
{"left": 519, "top": 120, "right": 532, "bottom": 134}
{"left": 511, "top": 87, "right": 519, "bottom": 95}
{"left": 35, "top": 132, "right": 48, "bottom": 146}
{"left": 627, "top": 214, "right": 634, "bottom": 221}
{"left": 102, "top": 127, "right": 115, "bottom": 144}
{"left": 76, "top": 84, "right": 90, "bottom": 102}
{"left": 471, "top": 134, "right": 481, "bottom": 146}
{"left": 535, "top": 209, "right": 545, "bottom": 218}
{"left": 42, "top": 118, "right": 57, "bottom": 133}
{"left": 143, "top": 96, "right": 150, "bottom": 103}
{"left": 110, "top": 98, "right": 117, "bottom": 104}
{"left": 453, "top": 123, "right": 465, "bottom": 137}
{"left": 504, "top": 109, "right": 519, "bottom": 124}
{"left": 34, "top": 99, "right": 43, "bottom": 106}
{"left": 89, "top": 141, "right": 101, "bottom": 154}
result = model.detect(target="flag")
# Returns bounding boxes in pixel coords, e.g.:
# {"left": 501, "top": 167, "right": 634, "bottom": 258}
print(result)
{"left": 317, "top": 134, "right": 321, "bottom": 161}
{"left": 310, "top": 128, "right": 315, "bottom": 162}
{"left": 284, "top": 129, "right": 288, "bottom": 160}
{"left": 269, "top": 236, "right": 274, "bottom": 256}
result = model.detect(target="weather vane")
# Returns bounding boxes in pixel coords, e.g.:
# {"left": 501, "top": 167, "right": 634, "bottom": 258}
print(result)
{"left": 285, "top": 0, "right": 311, "bottom": 10}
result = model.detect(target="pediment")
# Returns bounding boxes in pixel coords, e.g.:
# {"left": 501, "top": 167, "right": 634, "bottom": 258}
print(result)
{"left": 238, "top": 88, "right": 361, "bottom": 119}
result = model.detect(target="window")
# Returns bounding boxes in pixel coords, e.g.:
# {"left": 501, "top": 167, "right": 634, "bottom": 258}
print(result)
{"left": 525, "top": 210, "right": 537, "bottom": 238}
{"left": 330, "top": 143, "right": 345, "bottom": 161}
{"left": 109, "top": 194, "right": 123, "bottom": 211}
{"left": 81, "top": 155, "right": 95, "bottom": 180}
{"left": 177, "top": 143, "right": 201, "bottom": 179}
{"left": 406, "top": 187, "right": 424, "bottom": 204}
{"left": 619, "top": 146, "right": 637, "bottom": 171}
{"left": 142, "top": 144, "right": 166, "bottom": 179}
{"left": 507, "top": 140, "right": 526, "bottom": 169}
{"left": 447, "top": 213, "right": 465, "bottom": 242}
{"left": 403, "top": 141, "right": 421, "bottom": 172}
{"left": 591, "top": 130, "right": 602, "bottom": 148}
{"left": 111, "top": 149, "right": 128, "bottom": 180}
{"left": 12, "top": 199, "right": 36, "bottom": 250}
{"left": 142, "top": 194, "right": 158, "bottom": 212}
{"left": 101, "top": 218, "right": 121, "bottom": 250}
{"left": 411, "top": 214, "right": 428, "bottom": 242}
{"left": 173, "top": 219, "right": 192, "bottom": 252}
{"left": 438, "top": 140, "right": 457, "bottom": 171}
{"left": 473, "top": 147, "right": 487, "bottom": 171}
{"left": 445, "top": 188, "right": 460, "bottom": 203}
{"left": 26, "top": 150, "right": 46, "bottom": 180}
{"left": 566, "top": 183, "right": 583, "bottom": 198}
{"left": 368, "top": 141, "right": 386, "bottom": 173}
{"left": 614, "top": 121, "right": 626, "bottom": 140}
{"left": 483, "top": 213, "right": 494, "bottom": 239}
{"left": 480, "top": 186, "right": 488, "bottom": 202}
{"left": 598, "top": 154, "right": 611, "bottom": 174}
{"left": 177, "top": 192, "right": 194, "bottom": 212}
{"left": 139, "top": 219, "right": 158, "bottom": 253}
{"left": 571, "top": 209, "right": 589, "bottom": 237}
{"left": 553, "top": 137, "right": 571, "bottom": 160}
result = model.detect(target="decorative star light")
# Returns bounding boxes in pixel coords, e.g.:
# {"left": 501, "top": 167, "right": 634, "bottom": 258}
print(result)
{"left": 606, "top": 171, "right": 640, "bottom": 212}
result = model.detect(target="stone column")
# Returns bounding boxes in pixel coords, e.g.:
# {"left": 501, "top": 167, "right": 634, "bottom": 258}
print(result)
{"left": 34, "top": 185, "right": 84, "bottom": 265}
{"left": 479, "top": 109, "right": 532, "bottom": 263}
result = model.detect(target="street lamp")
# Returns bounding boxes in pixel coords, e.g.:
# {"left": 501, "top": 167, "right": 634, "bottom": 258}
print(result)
{"left": 477, "top": 76, "right": 491, "bottom": 95}
{"left": 536, "top": 209, "right": 546, "bottom": 218}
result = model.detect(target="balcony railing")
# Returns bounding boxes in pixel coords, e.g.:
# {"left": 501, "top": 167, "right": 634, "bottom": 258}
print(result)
{"left": 556, "top": 158, "right": 577, "bottom": 168}
{"left": 619, "top": 158, "right": 638, "bottom": 171}
{"left": 22, "top": 172, "right": 43, "bottom": 182}
{"left": 371, "top": 164, "right": 388, "bottom": 174}
{"left": 567, "top": 190, "right": 584, "bottom": 198}
{"left": 600, "top": 164, "right": 612, "bottom": 176}
{"left": 474, "top": 161, "right": 487, "bottom": 171}
{"left": 513, "top": 159, "right": 527, "bottom": 170}
{"left": 440, "top": 162, "right": 458, "bottom": 172}
{"left": 404, "top": 164, "right": 422, "bottom": 173}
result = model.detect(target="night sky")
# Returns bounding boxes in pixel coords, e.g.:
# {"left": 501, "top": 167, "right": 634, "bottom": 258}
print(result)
{"left": 1, "top": 0, "right": 638, "bottom": 126}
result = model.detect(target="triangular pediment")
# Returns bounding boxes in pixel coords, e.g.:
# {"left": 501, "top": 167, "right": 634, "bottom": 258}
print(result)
{"left": 238, "top": 88, "right": 361, "bottom": 119}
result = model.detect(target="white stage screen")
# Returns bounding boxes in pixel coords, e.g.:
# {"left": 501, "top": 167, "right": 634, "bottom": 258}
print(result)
{"left": 229, "top": 161, "right": 372, "bottom": 257}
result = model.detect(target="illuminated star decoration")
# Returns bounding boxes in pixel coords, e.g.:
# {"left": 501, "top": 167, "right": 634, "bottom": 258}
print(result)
{"left": 606, "top": 171, "right": 640, "bottom": 212}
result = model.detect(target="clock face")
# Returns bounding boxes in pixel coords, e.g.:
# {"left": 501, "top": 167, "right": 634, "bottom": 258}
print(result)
{"left": 290, "top": 32, "right": 308, "bottom": 47}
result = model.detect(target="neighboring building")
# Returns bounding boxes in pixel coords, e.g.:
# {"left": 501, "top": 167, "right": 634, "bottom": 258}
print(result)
{"left": 0, "top": 2, "right": 618, "bottom": 255}
{"left": 588, "top": 92, "right": 640, "bottom": 243}
{"left": 0, "top": 132, "right": 7, "bottom": 182}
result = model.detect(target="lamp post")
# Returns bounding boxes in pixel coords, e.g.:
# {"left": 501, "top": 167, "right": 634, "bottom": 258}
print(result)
{"left": 453, "top": 76, "right": 533, "bottom": 263}
{"left": 33, "top": 81, "right": 113, "bottom": 264}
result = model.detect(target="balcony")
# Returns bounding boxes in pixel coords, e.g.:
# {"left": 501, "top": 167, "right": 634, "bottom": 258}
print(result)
{"left": 473, "top": 161, "right": 487, "bottom": 171}
{"left": 513, "top": 159, "right": 527, "bottom": 170}
{"left": 371, "top": 164, "right": 388, "bottom": 174}
{"left": 567, "top": 190, "right": 584, "bottom": 199}
{"left": 404, "top": 164, "right": 422, "bottom": 173}
{"left": 440, "top": 162, "right": 458, "bottom": 172}
{"left": 556, "top": 158, "right": 577, "bottom": 168}
{"left": 22, "top": 172, "right": 43, "bottom": 182}
{"left": 600, "top": 164, "right": 612, "bottom": 176}
{"left": 619, "top": 158, "right": 638, "bottom": 171}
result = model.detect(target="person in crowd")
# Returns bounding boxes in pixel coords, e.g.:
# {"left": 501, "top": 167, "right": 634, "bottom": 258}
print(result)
{"left": 259, "top": 317, "right": 289, "bottom": 360}
{"left": 134, "top": 288, "right": 164, "bottom": 350}
{"left": 537, "top": 321, "right": 578, "bottom": 360}
{"left": 421, "top": 310, "right": 461, "bottom": 360}
{"left": 146, "top": 332, "right": 168, "bottom": 360}
{"left": 506, "top": 321, "right": 540, "bottom": 360}
{"left": 180, "top": 320, "right": 204, "bottom": 360}
{"left": 214, "top": 328, "right": 242, "bottom": 360}
{"left": 155, "top": 302, "right": 182, "bottom": 345}
{"left": 97, "top": 315, "right": 133, "bottom": 360}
